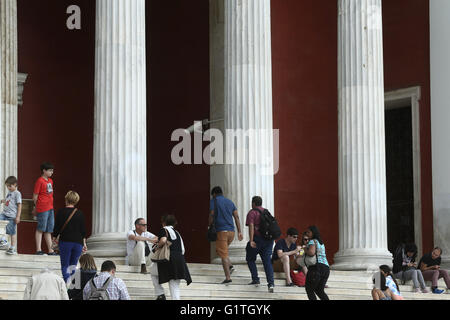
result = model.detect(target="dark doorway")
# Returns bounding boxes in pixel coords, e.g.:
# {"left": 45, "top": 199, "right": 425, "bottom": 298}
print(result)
{"left": 385, "top": 106, "right": 415, "bottom": 253}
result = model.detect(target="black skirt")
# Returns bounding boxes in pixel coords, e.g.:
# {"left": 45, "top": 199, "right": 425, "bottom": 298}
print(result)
{"left": 157, "top": 228, "right": 192, "bottom": 285}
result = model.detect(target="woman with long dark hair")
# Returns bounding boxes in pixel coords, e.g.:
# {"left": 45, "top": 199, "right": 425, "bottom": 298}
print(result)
{"left": 303, "top": 225, "right": 330, "bottom": 300}
{"left": 392, "top": 243, "right": 428, "bottom": 293}
{"left": 379, "top": 265, "right": 404, "bottom": 300}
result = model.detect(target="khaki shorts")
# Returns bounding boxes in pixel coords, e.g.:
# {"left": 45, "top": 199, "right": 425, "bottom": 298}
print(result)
{"left": 215, "top": 231, "right": 235, "bottom": 259}
{"left": 272, "top": 256, "right": 299, "bottom": 273}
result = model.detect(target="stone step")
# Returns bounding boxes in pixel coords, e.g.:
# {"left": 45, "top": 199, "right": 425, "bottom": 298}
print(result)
{"left": 1, "top": 273, "right": 446, "bottom": 297}
{"left": 0, "top": 258, "right": 379, "bottom": 281}
{"left": 2, "top": 279, "right": 449, "bottom": 301}
{"left": 1, "top": 253, "right": 449, "bottom": 301}
{"left": 0, "top": 262, "right": 448, "bottom": 291}
{"left": 0, "top": 252, "right": 381, "bottom": 275}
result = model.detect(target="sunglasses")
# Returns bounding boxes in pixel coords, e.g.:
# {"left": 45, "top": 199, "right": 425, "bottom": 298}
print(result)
{"left": 303, "top": 238, "right": 309, "bottom": 241}
{"left": 138, "top": 224, "right": 147, "bottom": 227}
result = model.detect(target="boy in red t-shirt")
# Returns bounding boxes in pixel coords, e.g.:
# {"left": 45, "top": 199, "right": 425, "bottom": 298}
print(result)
{"left": 32, "top": 162, "right": 57, "bottom": 256}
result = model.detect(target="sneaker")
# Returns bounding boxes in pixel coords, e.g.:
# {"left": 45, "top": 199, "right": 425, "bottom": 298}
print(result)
{"left": 5, "top": 248, "right": 17, "bottom": 255}
{"left": 229, "top": 265, "right": 235, "bottom": 275}
{"left": 421, "top": 288, "right": 429, "bottom": 294}
{"left": 286, "top": 282, "right": 295, "bottom": 287}
{"left": 221, "top": 279, "right": 232, "bottom": 285}
{"left": 432, "top": 288, "right": 444, "bottom": 294}
{"left": 413, "top": 288, "right": 420, "bottom": 293}
{"left": 248, "top": 280, "right": 260, "bottom": 287}
{"left": 156, "top": 294, "right": 166, "bottom": 300}
{"left": 268, "top": 284, "right": 274, "bottom": 293}
{"left": 47, "top": 252, "right": 59, "bottom": 256}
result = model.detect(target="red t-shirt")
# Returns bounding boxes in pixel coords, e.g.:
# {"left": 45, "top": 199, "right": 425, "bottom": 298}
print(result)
{"left": 245, "top": 206, "right": 264, "bottom": 237}
{"left": 33, "top": 177, "right": 54, "bottom": 213}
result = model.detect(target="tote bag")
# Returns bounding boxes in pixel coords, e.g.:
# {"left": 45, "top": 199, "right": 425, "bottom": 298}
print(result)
{"left": 150, "top": 229, "right": 172, "bottom": 263}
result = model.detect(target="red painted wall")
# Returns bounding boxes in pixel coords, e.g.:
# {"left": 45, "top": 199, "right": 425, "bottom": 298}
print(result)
{"left": 147, "top": 0, "right": 211, "bottom": 263}
{"left": 17, "top": 0, "right": 95, "bottom": 254}
{"left": 271, "top": 0, "right": 339, "bottom": 264}
{"left": 382, "top": 0, "right": 433, "bottom": 253}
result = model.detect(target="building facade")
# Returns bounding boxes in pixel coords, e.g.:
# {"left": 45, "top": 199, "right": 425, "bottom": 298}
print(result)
{"left": 0, "top": 0, "right": 449, "bottom": 269}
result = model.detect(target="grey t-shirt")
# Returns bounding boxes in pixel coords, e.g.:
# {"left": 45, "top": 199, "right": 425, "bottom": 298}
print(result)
{"left": 2, "top": 190, "right": 22, "bottom": 218}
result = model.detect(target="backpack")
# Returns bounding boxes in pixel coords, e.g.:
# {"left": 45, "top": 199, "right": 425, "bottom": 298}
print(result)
{"left": 86, "top": 277, "right": 112, "bottom": 300}
{"left": 255, "top": 208, "right": 281, "bottom": 241}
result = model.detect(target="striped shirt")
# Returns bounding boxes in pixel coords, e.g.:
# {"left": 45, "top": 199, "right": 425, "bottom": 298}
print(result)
{"left": 308, "top": 239, "right": 329, "bottom": 267}
{"left": 83, "top": 272, "right": 130, "bottom": 300}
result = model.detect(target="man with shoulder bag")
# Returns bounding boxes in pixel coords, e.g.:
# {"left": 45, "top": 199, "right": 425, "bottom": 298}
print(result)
{"left": 208, "top": 187, "right": 243, "bottom": 285}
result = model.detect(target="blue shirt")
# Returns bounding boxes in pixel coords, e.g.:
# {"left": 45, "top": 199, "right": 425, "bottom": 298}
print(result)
{"left": 209, "top": 196, "right": 237, "bottom": 232}
{"left": 386, "top": 276, "right": 401, "bottom": 296}
{"left": 308, "top": 239, "right": 329, "bottom": 267}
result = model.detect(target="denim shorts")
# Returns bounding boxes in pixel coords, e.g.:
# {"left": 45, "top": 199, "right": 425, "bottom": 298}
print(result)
{"left": 36, "top": 209, "right": 55, "bottom": 233}
{"left": 0, "top": 214, "right": 17, "bottom": 236}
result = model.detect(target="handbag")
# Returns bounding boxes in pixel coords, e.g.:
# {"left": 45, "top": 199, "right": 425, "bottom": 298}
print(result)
{"left": 207, "top": 198, "right": 218, "bottom": 242}
{"left": 150, "top": 229, "right": 172, "bottom": 263}
{"left": 290, "top": 270, "right": 306, "bottom": 287}
{"left": 52, "top": 208, "right": 78, "bottom": 252}
{"left": 303, "top": 239, "right": 319, "bottom": 267}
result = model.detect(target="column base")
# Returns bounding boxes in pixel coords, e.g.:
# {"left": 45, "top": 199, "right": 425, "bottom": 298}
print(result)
{"left": 86, "top": 232, "right": 127, "bottom": 258}
{"left": 332, "top": 248, "right": 393, "bottom": 271}
{"left": 440, "top": 255, "right": 450, "bottom": 270}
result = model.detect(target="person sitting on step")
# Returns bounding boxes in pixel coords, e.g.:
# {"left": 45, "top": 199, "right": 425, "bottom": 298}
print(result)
{"left": 271, "top": 227, "right": 302, "bottom": 287}
{"left": 372, "top": 271, "right": 396, "bottom": 301}
{"left": 126, "top": 218, "right": 158, "bottom": 274}
{"left": 418, "top": 247, "right": 450, "bottom": 294}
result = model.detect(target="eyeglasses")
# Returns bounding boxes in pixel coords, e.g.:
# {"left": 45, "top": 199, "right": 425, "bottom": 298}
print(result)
{"left": 138, "top": 224, "right": 147, "bottom": 227}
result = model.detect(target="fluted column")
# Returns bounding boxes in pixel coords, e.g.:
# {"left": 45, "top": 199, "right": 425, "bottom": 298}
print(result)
{"left": 0, "top": 0, "right": 18, "bottom": 195}
{"left": 87, "top": 0, "right": 147, "bottom": 257}
{"left": 211, "top": 0, "right": 275, "bottom": 264}
{"left": 333, "top": 0, "right": 392, "bottom": 270}
{"left": 430, "top": 0, "right": 450, "bottom": 269}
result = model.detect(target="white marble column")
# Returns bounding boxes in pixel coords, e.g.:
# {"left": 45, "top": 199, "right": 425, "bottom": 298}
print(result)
{"left": 0, "top": 4, "right": 2, "bottom": 185}
{"left": 333, "top": 0, "right": 392, "bottom": 270}
{"left": 210, "top": 0, "right": 275, "bottom": 264}
{"left": 0, "top": 0, "right": 18, "bottom": 195}
{"left": 430, "top": 0, "right": 450, "bottom": 269}
{"left": 87, "top": 0, "right": 147, "bottom": 258}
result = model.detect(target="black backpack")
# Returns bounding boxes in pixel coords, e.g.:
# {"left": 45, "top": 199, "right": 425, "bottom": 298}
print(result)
{"left": 255, "top": 208, "right": 281, "bottom": 241}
